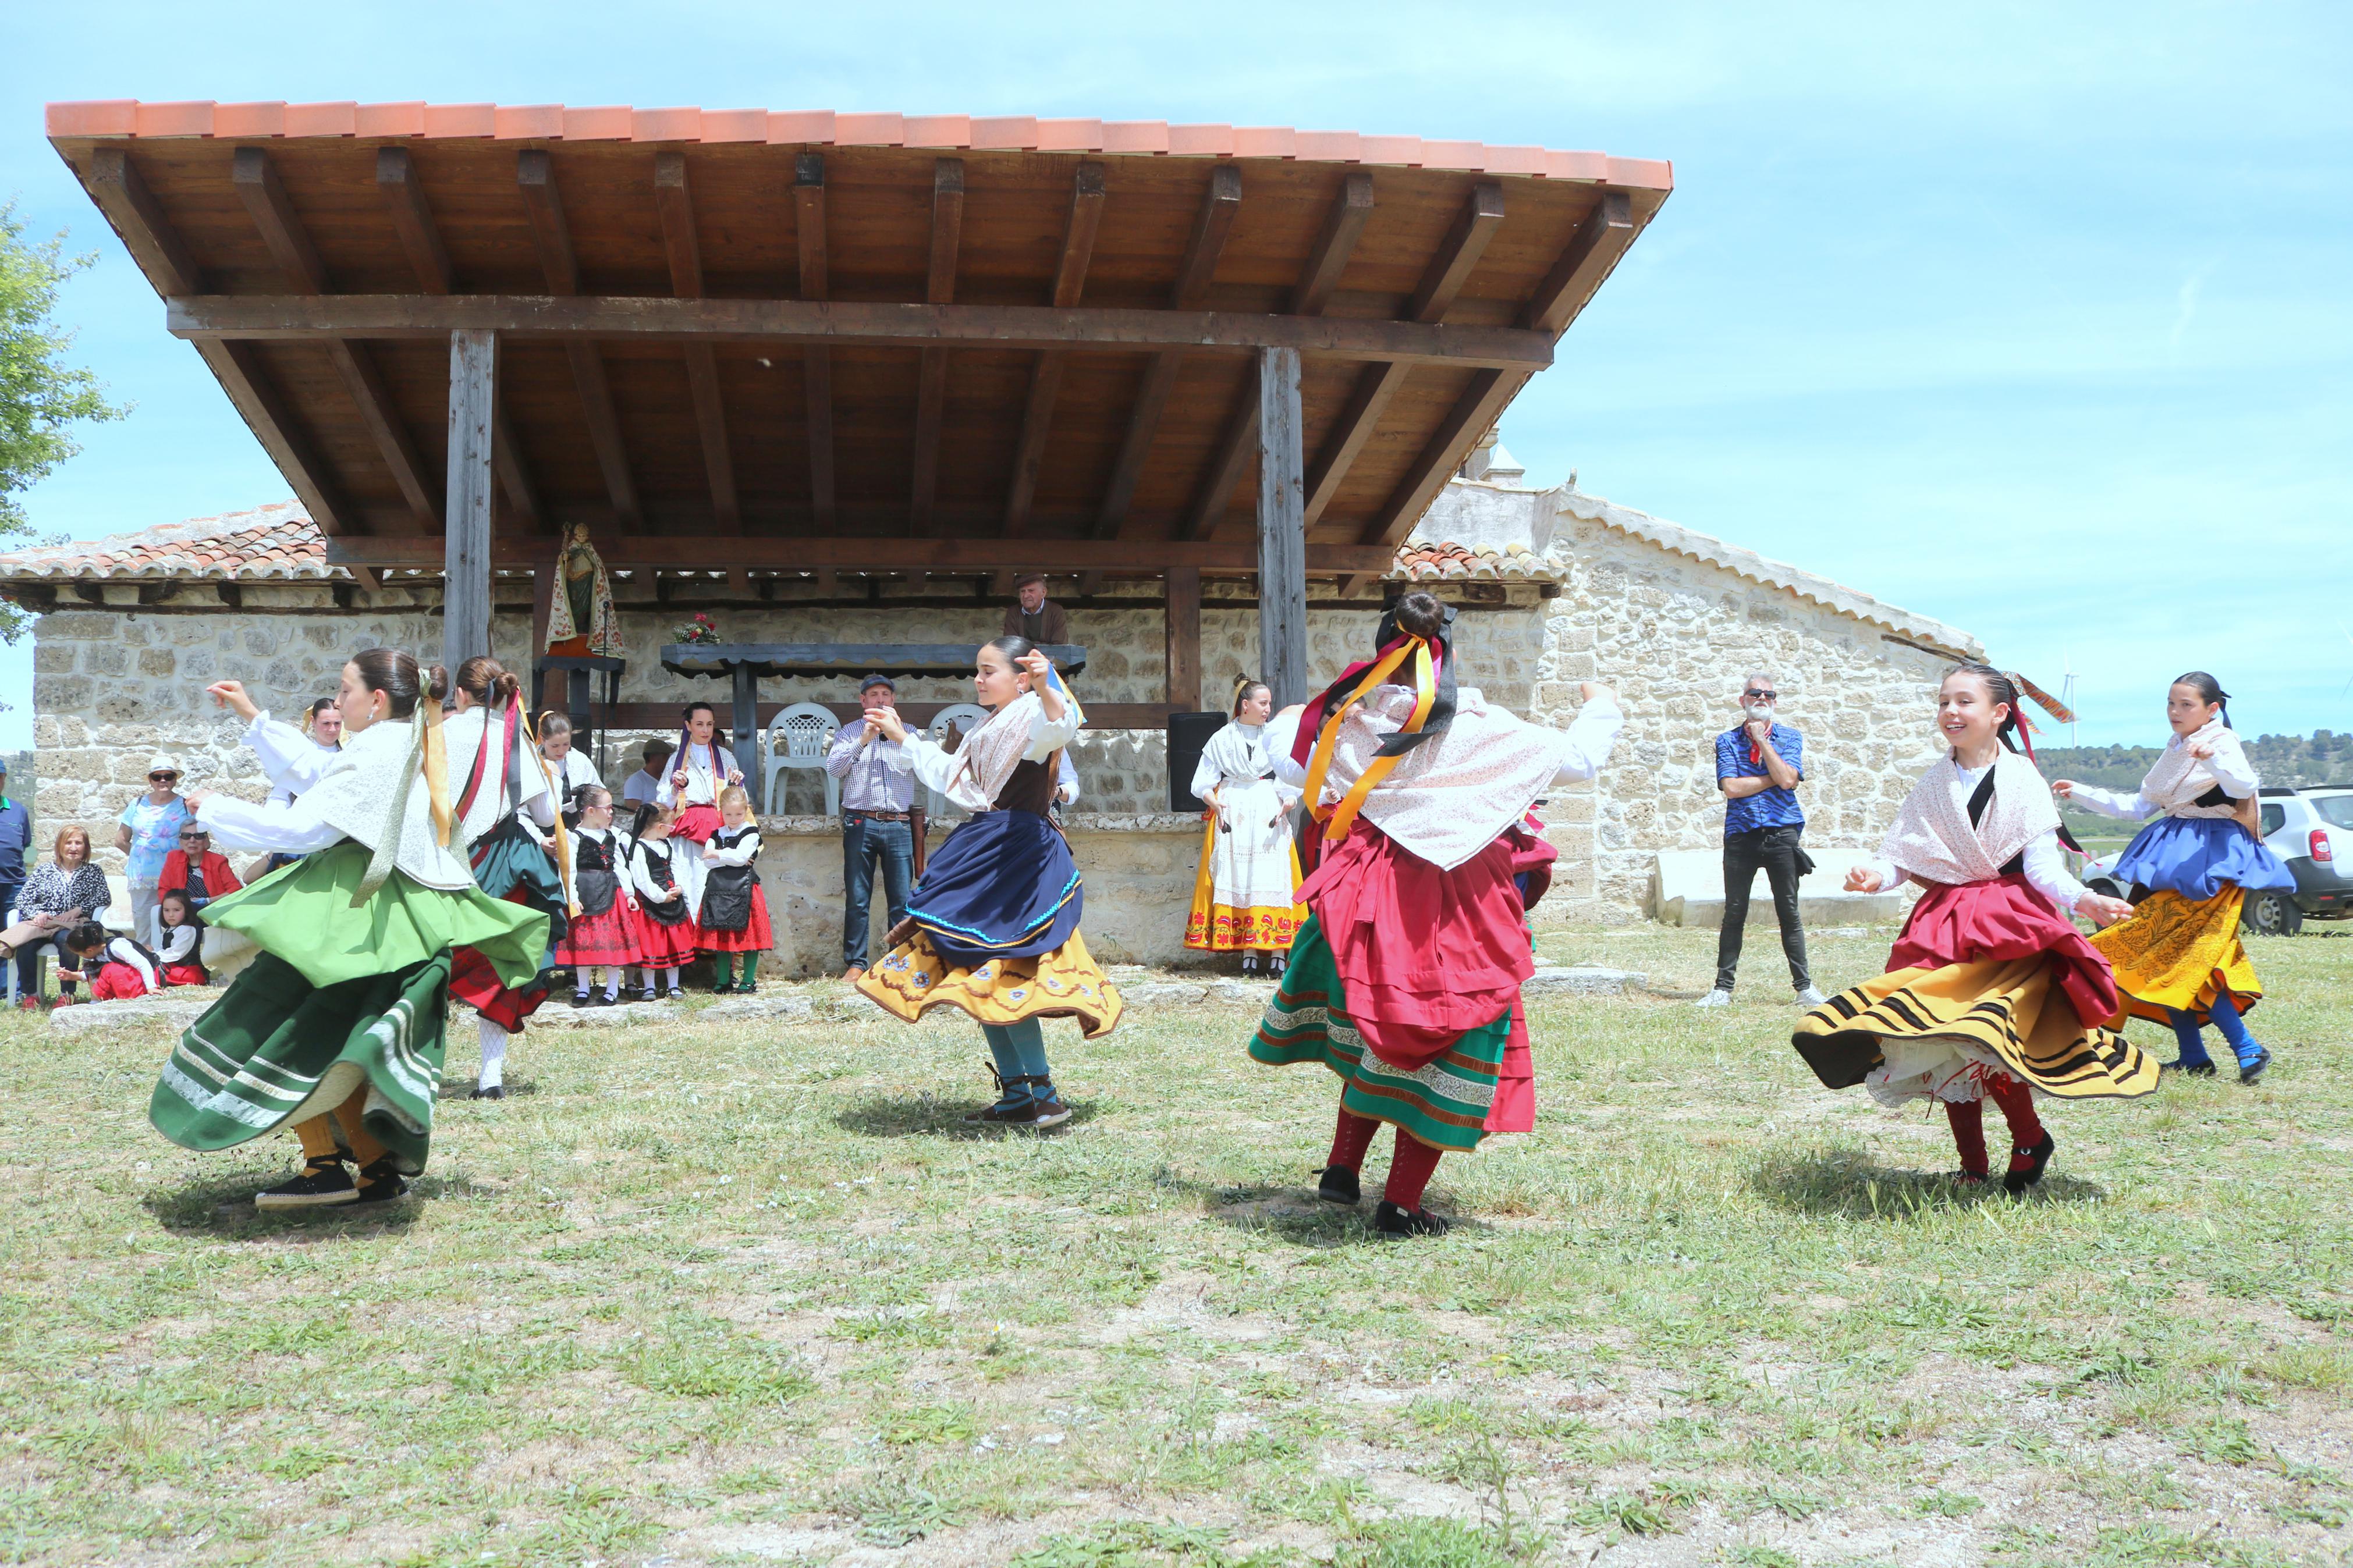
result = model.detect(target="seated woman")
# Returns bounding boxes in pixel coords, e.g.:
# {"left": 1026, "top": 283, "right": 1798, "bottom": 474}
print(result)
{"left": 157, "top": 826, "right": 243, "bottom": 913}
{"left": 10, "top": 826, "right": 111, "bottom": 1004}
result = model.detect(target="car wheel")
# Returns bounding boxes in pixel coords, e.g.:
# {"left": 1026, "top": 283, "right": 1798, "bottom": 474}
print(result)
{"left": 2241, "top": 891, "right": 2304, "bottom": 937}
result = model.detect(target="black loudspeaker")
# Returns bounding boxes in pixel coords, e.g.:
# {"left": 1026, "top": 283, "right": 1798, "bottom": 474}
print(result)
{"left": 1167, "top": 712, "right": 1228, "bottom": 812}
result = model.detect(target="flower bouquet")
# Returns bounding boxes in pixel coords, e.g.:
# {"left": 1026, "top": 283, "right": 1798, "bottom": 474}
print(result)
{"left": 674, "top": 613, "right": 721, "bottom": 646}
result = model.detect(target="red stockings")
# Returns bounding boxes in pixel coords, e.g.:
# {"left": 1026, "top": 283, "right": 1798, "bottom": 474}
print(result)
{"left": 1328, "top": 1108, "right": 1379, "bottom": 1171}
{"left": 1945, "top": 1075, "right": 2047, "bottom": 1179}
{"left": 1325, "top": 1107, "right": 1445, "bottom": 1213}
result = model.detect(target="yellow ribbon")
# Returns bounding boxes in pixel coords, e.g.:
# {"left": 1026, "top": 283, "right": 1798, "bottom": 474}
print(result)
{"left": 420, "top": 698, "right": 452, "bottom": 847}
{"left": 1299, "top": 636, "right": 1438, "bottom": 846}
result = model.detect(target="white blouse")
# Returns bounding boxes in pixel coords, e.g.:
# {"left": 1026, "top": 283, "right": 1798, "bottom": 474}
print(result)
{"left": 901, "top": 702, "right": 1081, "bottom": 815}
{"left": 702, "top": 827, "right": 762, "bottom": 867}
{"left": 630, "top": 838, "right": 690, "bottom": 903}
{"left": 2068, "top": 728, "right": 2260, "bottom": 822}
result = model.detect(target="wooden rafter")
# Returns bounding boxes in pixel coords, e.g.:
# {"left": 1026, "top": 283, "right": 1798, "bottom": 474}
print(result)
{"left": 1005, "top": 162, "right": 1106, "bottom": 535}
{"left": 1308, "top": 182, "right": 1506, "bottom": 541}
{"left": 1096, "top": 164, "right": 1243, "bottom": 539}
{"left": 909, "top": 158, "right": 963, "bottom": 535}
{"left": 1523, "top": 189, "right": 1637, "bottom": 333}
{"left": 83, "top": 146, "right": 198, "bottom": 296}
{"left": 795, "top": 151, "right": 835, "bottom": 531}
{"left": 655, "top": 152, "right": 740, "bottom": 533}
{"left": 1362, "top": 368, "right": 1526, "bottom": 550}
{"left": 518, "top": 150, "right": 640, "bottom": 528}
{"left": 1181, "top": 172, "right": 1376, "bottom": 542}
{"left": 326, "top": 534, "right": 1400, "bottom": 574}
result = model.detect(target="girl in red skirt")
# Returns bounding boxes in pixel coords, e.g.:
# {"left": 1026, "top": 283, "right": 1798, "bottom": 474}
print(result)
{"left": 558, "top": 785, "right": 641, "bottom": 1007}
{"left": 60, "top": 922, "right": 161, "bottom": 1000}
{"left": 698, "top": 784, "right": 772, "bottom": 994}
{"left": 627, "top": 801, "right": 697, "bottom": 1001}
{"left": 154, "top": 890, "right": 210, "bottom": 987}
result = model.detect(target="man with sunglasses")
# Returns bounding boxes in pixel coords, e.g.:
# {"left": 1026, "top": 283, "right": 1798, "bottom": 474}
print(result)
{"left": 1700, "top": 673, "right": 1825, "bottom": 1009}
{"left": 116, "top": 757, "right": 192, "bottom": 947}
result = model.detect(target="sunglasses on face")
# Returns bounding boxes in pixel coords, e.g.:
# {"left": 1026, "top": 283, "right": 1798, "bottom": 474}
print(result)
{"left": 151, "top": 773, "right": 179, "bottom": 783}
{"left": 1745, "top": 691, "right": 1777, "bottom": 703}
{"left": 179, "top": 832, "right": 207, "bottom": 841}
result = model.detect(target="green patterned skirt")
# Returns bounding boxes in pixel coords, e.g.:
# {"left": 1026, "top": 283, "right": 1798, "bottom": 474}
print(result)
{"left": 1247, "top": 913, "right": 1513, "bottom": 1154}
{"left": 147, "top": 842, "right": 547, "bottom": 1171}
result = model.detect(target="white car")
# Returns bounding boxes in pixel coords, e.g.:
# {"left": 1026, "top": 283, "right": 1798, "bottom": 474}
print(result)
{"left": 2079, "top": 786, "right": 2353, "bottom": 936}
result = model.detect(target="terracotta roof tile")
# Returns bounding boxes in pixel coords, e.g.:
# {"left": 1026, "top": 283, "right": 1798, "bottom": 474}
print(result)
{"left": 44, "top": 99, "right": 1674, "bottom": 189}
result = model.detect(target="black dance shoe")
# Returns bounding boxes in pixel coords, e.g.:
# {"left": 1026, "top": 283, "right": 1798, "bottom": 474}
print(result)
{"left": 255, "top": 1155, "right": 357, "bottom": 1210}
{"left": 570, "top": 991, "right": 593, "bottom": 1008}
{"left": 2159, "top": 1058, "right": 2218, "bottom": 1078}
{"left": 1316, "top": 1165, "right": 1361, "bottom": 1206}
{"left": 2239, "top": 1046, "right": 2272, "bottom": 1085}
{"left": 2003, "top": 1132, "right": 2056, "bottom": 1194}
{"left": 350, "top": 1156, "right": 410, "bottom": 1206}
{"left": 637, "top": 985, "right": 659, "bottom": 1004}
{"left": 711, "top": 981, "right": 737, "bottom": 995}
{"left": 1374, "top": 1200, "right": 1450, "bottom": 1238}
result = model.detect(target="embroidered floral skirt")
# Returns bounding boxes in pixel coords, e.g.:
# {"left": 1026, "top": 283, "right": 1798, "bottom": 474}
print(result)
{"left": 2090, "top": 885, "right": 2262, "bottom": 1027}
{"left": 857, "top": 927, "right": 1123, "bottom": 1039}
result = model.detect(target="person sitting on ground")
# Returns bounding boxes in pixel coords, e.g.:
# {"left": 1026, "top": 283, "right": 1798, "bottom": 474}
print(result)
{"left": 622, "top": 737, "right": 675, "bottom": 810}
{"left": 11, "top": 827, "right": 109, "bottom": 1005}
{"left": 154, "top": 890, "right": 210, "bottom": 987}
{"left": 59, "top": 920, "right": 160, "bottom": 1001}
{"left": 157, "top": 825, "right": 243, "bottom": 913}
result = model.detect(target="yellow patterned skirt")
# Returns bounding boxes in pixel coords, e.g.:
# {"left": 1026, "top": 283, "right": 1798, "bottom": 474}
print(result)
{"left": 2089, "top": 887, "right": 2261, "bottom": 1027}
{"left": 857, "top": 928, "right": 1124, "bottom": 1039}
{"left": 1183, "top": 813, "right": 1306, "bottom": 952}
{"left": 1795, "top": 958, "right": 2159, "bottom": 1105}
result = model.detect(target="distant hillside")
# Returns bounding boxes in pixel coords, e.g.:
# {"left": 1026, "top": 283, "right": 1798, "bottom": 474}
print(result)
{"left": 2039, "top": 730, "right": 2353, "bottom": 845}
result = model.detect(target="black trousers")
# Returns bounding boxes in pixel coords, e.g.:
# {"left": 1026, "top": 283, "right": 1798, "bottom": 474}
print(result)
{"left": 1715, "top": 825, "right": 1811, "bottom": 991}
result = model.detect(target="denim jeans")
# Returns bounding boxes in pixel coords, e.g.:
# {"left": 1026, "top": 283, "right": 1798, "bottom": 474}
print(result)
{"left": 843, "top": 815, "right": 915, "bottom": 969}
{"left": 1715, "top": 824, "right": 1812, "bottom": 991}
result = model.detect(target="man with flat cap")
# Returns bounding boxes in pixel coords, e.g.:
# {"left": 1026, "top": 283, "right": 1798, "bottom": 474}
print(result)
{"left": 825, "top": 675, "right": 918, "bottom": 982}
{"left": 1001, "top": 573, "right": 1068, "bottom": 646}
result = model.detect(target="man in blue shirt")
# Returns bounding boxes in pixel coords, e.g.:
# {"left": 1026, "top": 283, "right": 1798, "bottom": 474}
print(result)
{"left": 0, "top": 760, "right": 26, "bottom": 924}
{"left": 1698, "top": 672, "right": 1824, "bottom": 1008}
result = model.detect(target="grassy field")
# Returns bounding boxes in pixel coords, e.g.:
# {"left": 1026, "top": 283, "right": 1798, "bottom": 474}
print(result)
{"left": 3, "top": 922, "right": 2350, "bottom": 1567}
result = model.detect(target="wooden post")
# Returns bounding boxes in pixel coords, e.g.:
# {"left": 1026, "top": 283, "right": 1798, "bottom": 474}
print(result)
{"left": 730, "top": 663, "right": 761, "bottom": 802}
{"left": 1164, "top": 566, "right": 1202, "bottom": 710}
{"left": 1255, "top": 347, "right": 1307, "bottom": 708}
{"left": 443, "top": 328, "right": 498, "bottom": 677}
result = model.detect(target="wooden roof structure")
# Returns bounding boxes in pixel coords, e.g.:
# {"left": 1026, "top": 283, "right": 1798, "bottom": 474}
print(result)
{"left": 47, "top": 101, "right": 1670, "bottom": 592}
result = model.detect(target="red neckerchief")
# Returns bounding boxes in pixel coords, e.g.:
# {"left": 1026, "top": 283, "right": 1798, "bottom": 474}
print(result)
{"left": 1747, "top": 726, "right": 1766, "bottom": 767}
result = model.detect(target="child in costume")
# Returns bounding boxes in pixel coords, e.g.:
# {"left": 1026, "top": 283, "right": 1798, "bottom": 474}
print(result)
{"left": 557, "top": 785, "right": 640, "bottom": 1007}
{"left": 61, "top": 922, "right": 160, "bottom": 1000}
{"left": 1796, "top": 664, "right": 2154, "bottom": 1192}
{"left": 155, "top": 890, "right": 209, "bottom": 987}
{"left": 2055, "top": 671, "right": 2291, "bottom": 1083}
{"left": 656, "top": 701, "right": 746, "bottom": 914}
{"left": 628, "top": 802, "right": 698, "bottom": 1001}
{"left": 856, "top": 638, "right": 1123, "bottom": 1126}
{"left": 440, "top": 657, "right": 568, "bottom": 1100}
{"left": 1185, "top": 677, "right": 1307, "bottom": 973}
{"left": 698, "top": 784, "right": 772, "bottom": 994}
{"left": 155, "top": 657, "right": 547, "bottom": 1209}
{"left": 1251, "top": 591, "right": 1624, "bottom": 1238}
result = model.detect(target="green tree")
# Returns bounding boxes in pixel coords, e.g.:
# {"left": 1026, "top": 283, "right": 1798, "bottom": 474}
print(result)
{"left": 1, "top": 201, "right": 128, "bottom": 642}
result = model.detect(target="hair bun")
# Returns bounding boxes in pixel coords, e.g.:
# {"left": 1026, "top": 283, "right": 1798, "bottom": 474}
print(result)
{"left": 1391, "top": 589, "right": 1447, "bottom": 641}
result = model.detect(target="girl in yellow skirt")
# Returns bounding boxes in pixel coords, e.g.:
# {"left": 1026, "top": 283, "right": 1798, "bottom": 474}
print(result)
{"left": 2056, "top": 672, "right": 2292, "bottom": 1082}
{"left": 1797, "top": 665, "right": 2154, "bottom": 1192}
{"left": 1184, "top": 678, "right": 1306, "bottom": 972}
{"left": 855, "top": 637, "right": 1123, "bottom": 1126}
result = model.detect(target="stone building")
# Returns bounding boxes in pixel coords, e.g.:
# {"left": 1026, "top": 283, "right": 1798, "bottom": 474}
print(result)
{"left": 0, "top": 462, "right": 1978, "bottom": 960}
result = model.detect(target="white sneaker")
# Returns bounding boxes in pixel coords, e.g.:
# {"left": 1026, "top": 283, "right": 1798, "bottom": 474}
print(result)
{"left": 1794, "top": 986, "right": 1829, "bottom": 1007}
{"left": 1695, "top": 989, "right": 1733, "bottom": 1008}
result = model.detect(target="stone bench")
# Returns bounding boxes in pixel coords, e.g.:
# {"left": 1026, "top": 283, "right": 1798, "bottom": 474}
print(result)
{"left": 1647, "top": 847, "right": 1908, "bottom": 929}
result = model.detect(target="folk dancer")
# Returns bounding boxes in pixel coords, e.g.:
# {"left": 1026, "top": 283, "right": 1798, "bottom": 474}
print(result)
{"left": 1185, "top": 678, "right": 1307, "bottom": 974}
{"left": 627, "top": 802, "right": 699, "bottom": 1001}
{"left": 155, "top": 657, "right": 546, "bottom": 1208}
{"left": 856, "top": 639, "right": 1124, "bottom": 1126}
{"left": 557, "top": 785, "right": 641, "bottom": 1007}
{"left": 1251, "top": 592, "right": 1625, "bottom": 1238}
{"left": 2056, "top": 672, "right": 2292, "bottom": 1082}
{"left": 1795, "top": 665, "right": 2155, "bottom": 1191}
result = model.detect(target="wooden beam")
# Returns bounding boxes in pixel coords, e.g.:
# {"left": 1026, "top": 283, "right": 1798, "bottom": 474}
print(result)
{"left": 375, "top": 147, "right": 452, "bottom": 294}
{"left": 517, "top": 151, "right": 638, "bottom": 528}
{"left": 795, "top": 151, "right": 835, "bottom": 531}
{"left": 1005, "top": 162, "right": 1107, "bottom": 535}
{"left": 655, "top": 152, "right": 739, "bottom": 533}
{"left": 1524, "top": 189, "right": 1637, "bottom": 334}
{"left": 1183, "top": 177, "right": 1369, "bottom": 543}
{"left": 326, "top": 534, "right": 1400, "bottom": 575}
{"left": 492, "top": 397, "right": 541, "bottom": 531}
{"left": 1406, "top": 182, "right": 1506, "bottom": 324}
{"left": 1095, "top": 165, "right": 1247, "bottom": 541}
{"left": 1303, "top": 363, "right": 1406, "bottom": 527}
{"left": 443, "top": 329, "right": 498, "bottom": 673}
{"left": 910, "top": 159, "right": 963, "bottom": 535}
{"left": 1290, "top": 172, "right": 1375, "bottom": 317}
{"left": 1360, "top": 367, "right": 1530, "bottom": 549}
{"left": 82, "top": 147, "right": 200, "bottom": 296}
{"left": 230, "top": 148, "right": 326, "bottom": 293}
{"left": 168, "top": 295, "right": 1553, "bottom": 369}
{"left": 1163, "top": 566, "right": 1201, "bottom": 710}
{"left": 1257, "top": 349, "right": 1308, "bottom": 709}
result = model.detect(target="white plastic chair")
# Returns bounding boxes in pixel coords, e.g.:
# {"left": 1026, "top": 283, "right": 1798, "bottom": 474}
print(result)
{"left": 764, "top": 701, "right": 843, "bottom": 816}
{"left": 921, "top": 704, "right": 993, "bottom": 822}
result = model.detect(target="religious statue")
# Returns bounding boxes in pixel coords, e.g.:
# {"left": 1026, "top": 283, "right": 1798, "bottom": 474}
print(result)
{"left": 544, "top": 523, "right": 623, "bottom": 657}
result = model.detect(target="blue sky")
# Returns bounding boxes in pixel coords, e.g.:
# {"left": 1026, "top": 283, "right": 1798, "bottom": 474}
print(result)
{"left": 4, "top": 1, "right": 2348, "bottom": 748}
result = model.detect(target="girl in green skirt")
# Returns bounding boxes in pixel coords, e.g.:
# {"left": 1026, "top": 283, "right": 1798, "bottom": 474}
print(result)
{"left": 157, "top": 652, "right": 548, "bottom": 1209}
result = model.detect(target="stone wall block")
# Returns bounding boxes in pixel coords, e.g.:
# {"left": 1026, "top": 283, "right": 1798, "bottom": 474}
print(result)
{"left": 33, "top": 644, "right": 77, "bottom": 674}
{"left": 86, "top": 644, "right": 129, "bottom": 677}
{"left": 138, "top": 648, "right": 176, "bottom": 678}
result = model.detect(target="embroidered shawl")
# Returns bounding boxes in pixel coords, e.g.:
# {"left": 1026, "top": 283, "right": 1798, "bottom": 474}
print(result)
{"left": 1307, "top": 684, "right": 1567, "bottom": 872}
{"left": 2139, "top": 718, "right": 2241, "bottom": 818}
{"left": 1878, "top": 750, "right": 2059, "bottom": 887}
{"left": 305, "top": 720, "right": 476, "bottom": 893}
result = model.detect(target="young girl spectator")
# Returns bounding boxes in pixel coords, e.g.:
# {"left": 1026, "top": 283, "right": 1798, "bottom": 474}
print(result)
{"left": 60, "top": 920, "right": 159, "bottom": 1000}
{"left": 627, "top": 802, "right": 697, "bottom": 1001}
{"left": 558, "top": 786, "right": 639, "bottom": 1007}
{"left": 155, "top": 890, "right": 209, "bottom": 987}
{"left": 698, "top": 784, "right": 771, "bottom": 994}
